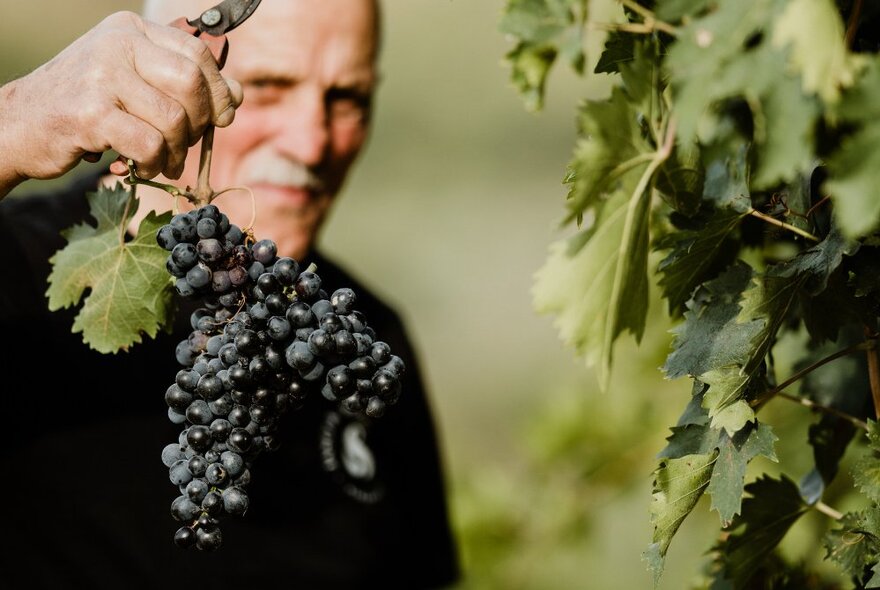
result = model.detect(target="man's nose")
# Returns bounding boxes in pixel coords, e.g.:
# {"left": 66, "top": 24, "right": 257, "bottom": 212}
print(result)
{"left": 270, "top": 89, "right": 329, "bottom": 169}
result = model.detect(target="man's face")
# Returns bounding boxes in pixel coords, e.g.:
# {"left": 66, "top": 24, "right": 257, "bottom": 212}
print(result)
{"left": 176, "top": 0, "right": 378, "bottom": 260}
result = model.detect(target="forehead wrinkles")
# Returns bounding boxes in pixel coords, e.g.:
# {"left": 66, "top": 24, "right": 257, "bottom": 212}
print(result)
{"left": 142, "top": 0, "right": 380, "bottom": 52}
{"left": 225, "top": 5, "right": 378, "bottom": 88}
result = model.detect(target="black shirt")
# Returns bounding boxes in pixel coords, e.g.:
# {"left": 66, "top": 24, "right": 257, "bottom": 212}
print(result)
{"left": 0, "top": 173, "right": 459, "bottom": 589}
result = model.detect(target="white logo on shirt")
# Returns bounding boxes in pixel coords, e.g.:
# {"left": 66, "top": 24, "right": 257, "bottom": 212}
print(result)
{"left": 320, "top": 410, "right": 384, "bottom": 504}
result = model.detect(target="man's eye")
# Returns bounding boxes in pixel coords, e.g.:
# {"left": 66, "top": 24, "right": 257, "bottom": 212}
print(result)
{"left": 329, "top": 99, "right": 368, "bottom": 121}
{"left": 243, "top": 80, "right": 289, "bottom": 104}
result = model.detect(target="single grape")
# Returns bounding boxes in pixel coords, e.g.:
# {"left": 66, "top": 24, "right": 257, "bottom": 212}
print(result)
{"left": 170, "top": 495, "right": 200, "bottom": 522}
{"left": 222, "top": 487, "right": 249, "bottom": 516}
{"left": 156, "top": 224, "right": 180, "bottom": 250}
{"left": 186, "top": 263, "right": 212, "bottom": 290}
{"left": 331, "top": 288, "right": 356, "bottom": 314}
{"left": 197, "top": 218, "right": 218, "bottom": 239}
{"left": 272, "top": 257, "right": 299, "bottom": 285}
{"left": 173, "top": 526, "right": 197, "bottom": 548}
{"left": 161, "top": 443, "right": 184, "bottom": 468}
{"left": 251, "top": 239, "right": 277, "bottom": 265}
{"left": 187, "top": 456, "right": 208, "bottom": 479}
{"left": 294, "top": 271, "right": 321, "bottom": 300}
{"left": 168, "top": 459, "right": 192, "bottom": 486}
{"left": 195, "top": 526, "right": 222, "bottom": 551}
{"left": 171, "top": 243, "right": 198, "bottom": 268}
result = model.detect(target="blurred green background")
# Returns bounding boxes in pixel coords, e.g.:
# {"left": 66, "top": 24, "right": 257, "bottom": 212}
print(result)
{"left": 0, "top": 1, "right": 779, "bottom": 588}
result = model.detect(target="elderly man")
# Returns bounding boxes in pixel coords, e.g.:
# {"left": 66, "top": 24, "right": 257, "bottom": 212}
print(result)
{"left": 0, "top": 1, "right": 459, "bottom": 588}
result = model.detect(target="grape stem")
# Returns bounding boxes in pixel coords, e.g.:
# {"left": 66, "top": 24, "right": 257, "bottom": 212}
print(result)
{"left": 865, "top": 326, "right": 880, "bottom": 419}
{"left": 746, "top": 207, "right": 820, "bottom": 242}
{"left": 750, "top": 339, "right": 874, "bottom": 430}
{"left": 212, "top": 185, "right": 257, "bottom": 231}
{"left": 814, "top": 501, "right": 844, "bottom": 521}
{"left": 123, "top": 159, "right": 197, "bottom": 203}
{"left": 845, "top": 0, "right": 864, "bottom": 48}
{"left": 193, "top": 125, "right": 217, "bottom": 205}
{"left": 602, "top": 0, "right": 678, "bottom": 36}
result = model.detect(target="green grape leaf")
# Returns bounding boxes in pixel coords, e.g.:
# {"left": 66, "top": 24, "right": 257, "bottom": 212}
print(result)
{"left": 867, "top": 420, "right": 880, "bottom": 452}
{"left": 659, "top": 423, "right": 716, "bottom": 459}
{"left": 800, "top": 268, "right": 860, "bottom": 344}
{"left": 735, "top": 267, "right": 806, "bottom": 375}
{"left": 715, "top": 475, "right": 808, "bottom": 588}
{"left": 701, "top": 140, "right": 752, "bottom": 212}
{"left": 808, "top": 415, "right": 858, "bottom": 492}
{"left": 564, "top": 79, "right": 654, "bottom": 223}
{"left": 661, "top": 417, "right": 778, "bottom": 525}
{"left": 664, "top": 261, "right": 759, "bottom": 380}
{"left": 700, "top": 367, "right": 757, "bottom": 435}
{"left": 771, "top": 226, "right": 858, "bottom": 295}
{"left": 800, "top": 325, "right": 872, "bottom": 413}
{"left": 869, "top": 562, "right": 880, "bottom": 589}
{"left": 665, "top": 0, "right": 782, "bottom": 143}
{"left": 825, "top": 508, "right": 880, "bottom": 583}
{"left": 854, "top": 457, "right": 880, "bottom": 504}
{"left": 500, "top": 0, "right": 587, "bottom": 111}
{"left": 564, "top": 39, "right": 658, "bottom": 228}
{"left": 645, "top": 452, "right": 717, "bottom": 587}
{"left": 655, "top": 0, "right": 715, "bottom": 22}
{"left": 854, "top": 422, "right": 880, "bottom": 503}
{"left": 795, "top": 328, "right": 871, "bottom": 493}
{"left": 752, "top": 72, "right": 820, "bottom": 189}
{"left": 533, "top": 182, "right": 650, "bottom": 389}
{"left": 771, "top": 0, "right": 861, "bottom": 104}
{"left": 46, "top": 185, "right": 174, "bottom": 354}
{"left": 594, "top": 30, "right": 634, "bottom": 74}
{"left": 825, "top": 122, "right": 880, "bottom": 238}
{"left": 666, "top": 2, "right": 820, "bottom": 188}
{"left": 656, "top": 208, "right": 746, "bottom": 314}
{"left": 656, "top": 140, "right": 704, "bottom": 217}
{"left": 676, "top": 381, "right": 712, "bottom": 427}
{"left": 824, "top": 58, "right": 880, "bottom": 238}
{"left": 851, "top": 249, "right": 880, "bottom": 298}
{"left": 666, "top": 249, "right": 821, "bottom": 435}
{"left": 706, "top": 422, "right": 778, "bottom": 526}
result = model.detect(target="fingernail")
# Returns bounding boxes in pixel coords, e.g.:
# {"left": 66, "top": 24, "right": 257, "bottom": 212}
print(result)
{"left": 216, "top": 105, "right": 236, "bottom": 127}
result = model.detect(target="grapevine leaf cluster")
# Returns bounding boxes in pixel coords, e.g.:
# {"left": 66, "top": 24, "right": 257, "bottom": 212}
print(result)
{"left": 46, "top": 184, "right": 173, "bottom": 353}
{"left": 503, "top": 0, "right": 880, "bottom": 586}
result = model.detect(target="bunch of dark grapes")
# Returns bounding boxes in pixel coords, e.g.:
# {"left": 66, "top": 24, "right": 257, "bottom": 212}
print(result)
{"left": 156, "top": 205, "right": 405, "bottom": 550}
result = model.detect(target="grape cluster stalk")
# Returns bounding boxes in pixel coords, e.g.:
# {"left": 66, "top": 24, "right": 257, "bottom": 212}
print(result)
{"left": 156, "top": 204, "right": 404, "bottom": 550}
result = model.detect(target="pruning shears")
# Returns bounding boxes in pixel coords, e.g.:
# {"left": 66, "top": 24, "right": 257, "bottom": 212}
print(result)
{"left": 169, "top": 0, "right": 263, "bottom": 69}
{"left": 97, "top": 0, "right": 261, "bottom": 191}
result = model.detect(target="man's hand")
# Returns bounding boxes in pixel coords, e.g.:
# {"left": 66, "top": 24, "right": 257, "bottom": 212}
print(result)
{"left": 0, "top": 11, "right": 243, "bottom": 198}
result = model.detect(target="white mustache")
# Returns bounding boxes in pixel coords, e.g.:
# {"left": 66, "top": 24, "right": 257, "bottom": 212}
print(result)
{"left": 241, "top": 155, "right": 324, "bottom": 191}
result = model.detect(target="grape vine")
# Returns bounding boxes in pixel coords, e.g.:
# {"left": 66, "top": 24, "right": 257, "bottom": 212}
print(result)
{"left": 502, "top": 0, "right": 880, "bottom": 587}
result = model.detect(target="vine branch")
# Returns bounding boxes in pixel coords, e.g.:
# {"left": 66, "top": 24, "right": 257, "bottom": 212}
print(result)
{"left": 750, "top": 340, "right": 874, "bottom": 430}
{"left": 617, "top": 0, "right": 678, "bottom": 36}
{"left": 814, "top": 501, "right": 844, "bottom": 521}
{"left": 747, "top": 207, "right": 820, "bottom": 242}
{"left": 866, "top": 327, "right": 880, "bottom": 419}
{"left": 845, "top": 0, "right": 864, "bottom": 49}
{"left": 193, "top": 125, "right": 216, "bottom": 204}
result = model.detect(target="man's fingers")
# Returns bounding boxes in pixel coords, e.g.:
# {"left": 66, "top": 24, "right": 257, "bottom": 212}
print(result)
{"left": 117, "top": 70, "right": 192, "bottom": 178}
{"left": 130, "top": 39, "right": 212, "bottom": 139}
{"left": 92, "top": 109, "right": 169, "bottom": 179}
{"left": 141, "top": 20, "right": 239, "bottom": 127}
